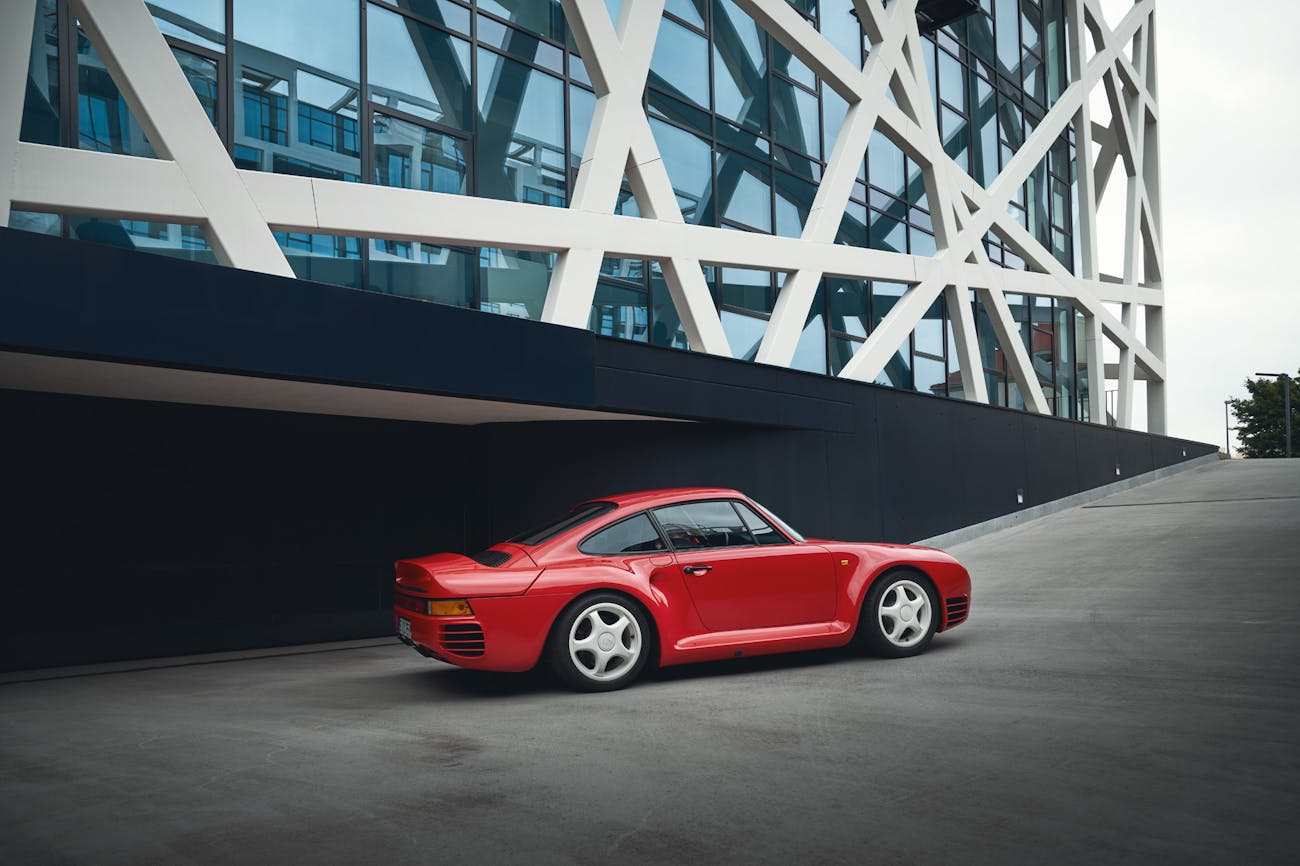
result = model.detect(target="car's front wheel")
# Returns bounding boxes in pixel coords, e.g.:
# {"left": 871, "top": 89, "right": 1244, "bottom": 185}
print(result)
{"left": 859, "top": 571, "right": 938, "bottom": 658}
{"left": 547, "top": 593, "right": 651, "bottom": 692}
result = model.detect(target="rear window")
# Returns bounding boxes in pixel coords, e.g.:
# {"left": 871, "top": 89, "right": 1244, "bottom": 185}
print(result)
{"left": 510, "top": 502, "right": 617, "bottom": 546}
{"left": 579, "top": 513, "right": 668, "bottom": 556}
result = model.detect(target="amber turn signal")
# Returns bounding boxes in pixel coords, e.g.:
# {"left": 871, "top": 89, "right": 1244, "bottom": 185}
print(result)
{"left": 426, "top": 599, "right": 474, "bottom": 616}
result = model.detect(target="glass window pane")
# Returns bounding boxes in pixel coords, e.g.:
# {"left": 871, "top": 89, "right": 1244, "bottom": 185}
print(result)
{"left": 275, "top": 231, "right": 362, "bottom": 287}
{"left": 819, "top": 0, "right": 863, "bottom": 66}
{"left": 368, "top": 240, "right": 474, "bottom": 307}
{"left": 868, "top": 132, "right": 905, "bottom": 197}
{"left": 479, "top": 248, "right": 553, "bottom": 319}
{"left": 772, "top": 78, "right": 820, "bottom": 158}
{"left": 774, "top": 170, "right": 816, "bottom": 238}
{"left": 828, "top": 277, "right": 869, "bottom": 338}
{"left": 938, "top": 49, "right": 965, "bottom": 112}
{"left": 475, "top": 48, "right": 566, "bottom": 206}
{"left": 651, "top": 262, "right": 690, "bottom": 349}
{"left": 69, "top": 215, "right": 216, "bottom": 265}
{"left": 7, "top": 211, "right": 62, "bottom": 235}
{"left": 872, "top": 281, "right": 907, "bottom": 330}
{"left": 712, "top": 0, "right": 769, "bottom": 133}
{"left": 773, "top": 40, "right": 816, "bottom": 89}
{"left": 909, "top": 226, "right": 937, "bottom": 256}
{"left": 653, "top": 501, "right": 755, "bottom": 550}
{"left": 915, "top": 354, "right": 946, "bottom": 398}
{"left": 372, "top": 113, "right": 468, "bottom": 194}
{"left": 649, "top": 16, "right": 709, "bottom": 107}
{"left": 147, "top": 0, "right": 225, "bottom": 52}
{"left": 569, "top": 84, "right": 596, "bottom": 170}
{"left": 830, "top": 335, "right": 861, "bottom": 376}
{"left": 720, "top": 267, "right": 773, "bottom": 314}
{"left": 995, "top": 0, "right": 1020, "bottom": 79}
{"left": 791, "top": 285, "right": 828, "bottom": 375}
{"left": 838, "top": 200, "right": 867, "bottom": 247}
{"left": 21, "top": 0, "right": 59, "bottom": 146}
{"left": 478, "top": 0, "right": 566, "bottom": 44}
{"left": 869, "top": 209, "right": 907, "bottom": 254}
{"left": 665, "top": 0, "right": 707, "bottom": 28}
{"left": 650, "top": 119, "right": 714, "bottom": 225}
{"left": 579, "top": 514, "right": 667, "bottom": 556}
{"left": 721, "top": 310, "right": 769, "bottom": 361}
{"left": 367, "top": 5, "right": 472, "bottom": 128}
{"left": 235, "top": 0, "right": 360, "bottom": 179}
{"left": 717, "top": 149, "right": 772, "bottom": 231}
{"left": 590, "top": 280, "right": 649, "bottom": 342}
{"left": 733, "top": 502, "right": 787, "bottom": 545}
{"left": 915, "top": 296, "right": 944, "bottom": 356}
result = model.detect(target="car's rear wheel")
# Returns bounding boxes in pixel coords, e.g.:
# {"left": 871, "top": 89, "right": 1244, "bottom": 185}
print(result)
{"left": 859, "top": 571, "right": 938, "bottom": 658}
{"left": 547, "top": 593, "right": 651, "bottom": 692}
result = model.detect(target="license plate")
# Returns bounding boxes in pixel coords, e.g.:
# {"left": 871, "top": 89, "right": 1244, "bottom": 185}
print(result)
{"left": 397, "top": 617, "right": 412, "bottom": 641}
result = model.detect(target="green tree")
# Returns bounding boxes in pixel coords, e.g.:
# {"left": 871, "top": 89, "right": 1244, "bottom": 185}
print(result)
{"left": 1229, "top": 370, "right": 1299, "bottom": 458}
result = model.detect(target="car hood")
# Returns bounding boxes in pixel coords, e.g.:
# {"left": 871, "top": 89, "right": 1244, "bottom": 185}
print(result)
{"left": 394, "top": 544, "right": 542, "bottom": 598}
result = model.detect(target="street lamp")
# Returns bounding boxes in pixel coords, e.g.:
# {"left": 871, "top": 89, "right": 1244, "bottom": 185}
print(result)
{"left": 1224, "top": 399, "right": 1233, "bottom": 457}
{"left": 1255, "top": 373, "right": 1293, "bottom": 458}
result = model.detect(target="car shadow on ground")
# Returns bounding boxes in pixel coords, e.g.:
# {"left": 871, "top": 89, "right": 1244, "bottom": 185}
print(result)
{"left": 373, "top": 632, "right": 969, "bottom": 701}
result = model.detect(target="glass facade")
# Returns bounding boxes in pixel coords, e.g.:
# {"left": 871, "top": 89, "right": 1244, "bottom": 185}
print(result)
{"left": 10, "top": 0, "right": 1090, "bottom": 419}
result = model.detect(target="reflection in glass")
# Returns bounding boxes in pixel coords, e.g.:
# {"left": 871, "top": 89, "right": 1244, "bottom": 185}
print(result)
{"left": 372, "top": 113, "right": 467, "bottom": 195}
{"left": 774, "top": 170, "right": 816, "bottom": 238}
{"left": 475, "top": 48, "right": 565, "bottom": 206}
{"left": 367, "top": 6, "right": 471, "bottom": 128}
{"left": 275, "top": 231, "right": 362, "bottom": 287}
{"left": 235, "top": 0, "right": 360, "bottom": 179}
{"left": 147, "top": 0, "right": 225, "bottom": 52}
{"left": 478, "top": 0, "right": 566, "bottom": 43}
{"left": 479, "top": 248, "right": 554, "bottom": 319}
{"left": 828, "top": 277, "right": 869, "bottom": 339}
{"left": 718, "top": 149, "right": 772, "bottom": 231}
{"left": 590, "top": 281, "right": 649, "bottom": 341}
{"left": 66, "top": 215, "right": 216, "bottom": 265}
{"left": 21, "top": 0, "right": 59, "bottom": 146}
{"left": 79, "top": 39, "right": 218, "bottom": 157}
{"left": 721, "top": 310, "right": 768, "bottom": 361}
{"left": 651, "top": 119, "right": 713, "bottom": 224}
{"left": 712, "top": 0, "right": 768, "bottom": 133}
{"left": 369, "top": 240, "right": 473, "bottom": 307}
{"left": 650, "top": 17, "right": 709, "bottom": 107}
{"left": 651, "top": 263, "right": 690, "bottom": 349}
{"left": 791, "top": 285, "right": 827, "bottom": 374}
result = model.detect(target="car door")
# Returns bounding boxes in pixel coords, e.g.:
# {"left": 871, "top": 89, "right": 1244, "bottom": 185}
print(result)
{"left": 653, "top": 500, "right": 836, "bottom": 632}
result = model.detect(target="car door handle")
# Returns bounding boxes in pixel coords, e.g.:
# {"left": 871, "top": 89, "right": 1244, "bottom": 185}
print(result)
{"left": 683, "top": 565, "right": 713, "bottom": 575}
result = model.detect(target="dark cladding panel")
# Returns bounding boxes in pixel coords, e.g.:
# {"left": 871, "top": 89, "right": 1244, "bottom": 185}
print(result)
{"left": 875, "top": 391, "right": 963, "bottom": 542}
{"left": 1075, "top": 424, "right": 1121, "bottom": 491}
{"left": 0, "top": 228, "right": 596, "bottom": 408}
{"left": 948, "top": 401, "right": 1029, "bottom": 530}
{"left": 1021, "top": 416, "right": 1080, "bottom": 506}
{"left": 1116, "top": 428, "right": 1156, "bottom": 478}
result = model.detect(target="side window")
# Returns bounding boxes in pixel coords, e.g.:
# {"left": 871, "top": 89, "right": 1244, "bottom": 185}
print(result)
{"left": 652, "top": 501, "right": 756, "bottom": 550}
{"left": 732, "top": 501, "right": 788, "bottom": 545}
{"left": 579, "top": 513, "right": 667, "bottom": 556}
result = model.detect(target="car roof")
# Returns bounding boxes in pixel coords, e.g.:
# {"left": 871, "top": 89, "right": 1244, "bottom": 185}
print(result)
{"left": 585, "top": 487, "right": 742, "bottom": 509}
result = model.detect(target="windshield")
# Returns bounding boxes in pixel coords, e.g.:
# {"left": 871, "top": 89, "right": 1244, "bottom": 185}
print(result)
{"left": 509, "top": 502, "right": 617, "bottom": 546}
{"left": 750, "top": 500, "right": 806, "bottom": 543}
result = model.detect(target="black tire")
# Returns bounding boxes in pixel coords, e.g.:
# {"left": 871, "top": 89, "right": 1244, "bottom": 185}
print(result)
{"left": 858, "top": 570, "right": 939, "bottom": 658}
{"left": 547, "top": 593, "right": 653, "bottom": 692}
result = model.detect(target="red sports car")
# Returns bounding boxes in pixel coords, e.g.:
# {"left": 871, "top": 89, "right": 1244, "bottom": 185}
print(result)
{"left": 394, "top": 488, "right": 971, "bottom": 691}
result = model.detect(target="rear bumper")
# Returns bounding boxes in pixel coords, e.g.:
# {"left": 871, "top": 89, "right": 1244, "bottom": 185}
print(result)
{"left": 394, "top": 593, "right": 572, "bottom": 672}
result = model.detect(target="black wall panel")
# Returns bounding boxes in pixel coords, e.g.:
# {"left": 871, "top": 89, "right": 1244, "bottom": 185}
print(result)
{"left": 1022, "top": 418, "right": 1081, "bottom": 506}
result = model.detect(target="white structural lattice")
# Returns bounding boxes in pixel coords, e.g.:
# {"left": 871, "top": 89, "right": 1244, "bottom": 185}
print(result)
{"left": 0, "top": 0, "right": 1166, "bottom": 431}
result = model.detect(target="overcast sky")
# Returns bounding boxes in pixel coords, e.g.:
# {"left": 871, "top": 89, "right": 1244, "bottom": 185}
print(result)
{"left": 1107, "top": 0, "right": 1300, "bottom": 450}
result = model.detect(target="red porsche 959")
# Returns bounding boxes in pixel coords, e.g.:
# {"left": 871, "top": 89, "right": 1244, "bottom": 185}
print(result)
{"left": 394, "top": 488, "right": 971, "bottom": 691}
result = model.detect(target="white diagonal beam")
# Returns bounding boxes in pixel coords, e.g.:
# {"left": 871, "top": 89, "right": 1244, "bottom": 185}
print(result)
{"left": 71, "top": 0, "right": 292, "bottom": 276}
{"left": 0, "top": 0, "right": 37, "bottom": 227}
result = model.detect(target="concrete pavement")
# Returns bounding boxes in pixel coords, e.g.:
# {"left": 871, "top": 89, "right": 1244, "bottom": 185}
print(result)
{"left": 2, "top": 459, "right": 1297, "bottom": 864}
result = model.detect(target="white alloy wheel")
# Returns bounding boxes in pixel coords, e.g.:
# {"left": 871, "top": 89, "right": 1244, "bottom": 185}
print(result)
{"left": 876, "top": 578, "right": 933, "bottom": 649}
{"left": 568, "top": 601, "right": 643, "bottom": 683}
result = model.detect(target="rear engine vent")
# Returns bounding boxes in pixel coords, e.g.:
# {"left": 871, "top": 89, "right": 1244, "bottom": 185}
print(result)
{"left": 470, "top": 550, "right": 512, "bottom": 568}
{"left": 441, "top": 623, "right": 486, "bottom": 657}
{"left": 945, "top": 595, "right": 970, "bottom": 626}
